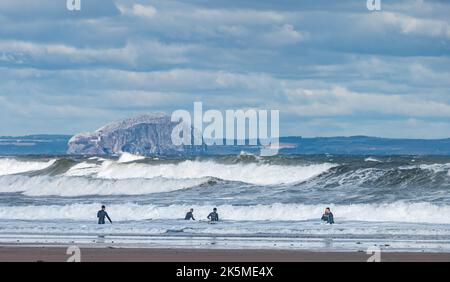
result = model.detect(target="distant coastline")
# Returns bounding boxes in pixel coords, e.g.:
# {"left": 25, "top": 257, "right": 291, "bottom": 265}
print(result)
{"left": 1, "top": 135, "right": 450, "bottom": 156}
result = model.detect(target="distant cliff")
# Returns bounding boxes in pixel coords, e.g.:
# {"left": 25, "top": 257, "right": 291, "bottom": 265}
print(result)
{"left": 67, "top": 113, "right": 205, "bottom": 156}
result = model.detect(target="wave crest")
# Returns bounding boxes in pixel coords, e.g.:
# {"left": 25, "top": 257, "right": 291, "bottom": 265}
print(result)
{"left": 0, "top": 175, "right": 210, "bottom": 196}
{"left": 0, "top": 158, "right": 56, "bottom": 176}
{"left": 93, "top": 160, "right": 336, "bottom": 185}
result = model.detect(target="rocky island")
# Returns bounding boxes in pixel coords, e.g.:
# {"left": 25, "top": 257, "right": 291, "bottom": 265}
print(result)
{"left": 67, "top": 113, "right": 205, "bottom": 156}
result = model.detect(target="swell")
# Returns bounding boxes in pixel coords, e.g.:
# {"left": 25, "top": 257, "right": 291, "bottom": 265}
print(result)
{"left": 0, "top": 156, "right": 449, "bottom": 197}
{"left": 304, "top": 163, "right": 450, "bottom": 189}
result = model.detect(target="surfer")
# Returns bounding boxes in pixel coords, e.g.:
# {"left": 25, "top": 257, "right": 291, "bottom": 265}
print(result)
{"left": 321, "top": 207, "right": 334, "bottom": 224}
{"left": 207, "top": 208, "right": 219, "bottom": 222}
{"left": 97, "top": 205, "right": 112, "bottom": 224}
{"left": 185, "top": 208, "right": 195, "bottom": 220}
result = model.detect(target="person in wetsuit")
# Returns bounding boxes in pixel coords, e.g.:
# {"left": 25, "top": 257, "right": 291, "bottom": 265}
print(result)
{"left": 321, "top": 207, "right": 334, "bottom": 224}
{"left": 207, "top": 208, "right": 219, "bottom": 222}
{"left": 185, "top": 208, "right": 195, "bottom": 220}
{"left": 97, "top": 205, "right": 112, "bottom": 224}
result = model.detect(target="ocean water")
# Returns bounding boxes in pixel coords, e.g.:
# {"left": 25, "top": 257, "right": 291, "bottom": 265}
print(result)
{"left": 0, "top": 153, "right": 450, "bottom": 252}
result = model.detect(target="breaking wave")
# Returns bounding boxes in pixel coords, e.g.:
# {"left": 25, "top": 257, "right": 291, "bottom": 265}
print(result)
{"left": 365, "top": 157, "right": 382, "bottom": 162}
{"left": 0, "top": 156, "right": 449, "bottom": 198}
{"left": 92, "top": 160, "right": 335, "bottom": 185}
{"left": 0, "top": 175, "right": 212, "bottom": 197}
{"left": 117, "top": 153, "right": 146, "bottom": 163}
{"left": 0, "top": 202, "right": 449, "bottom": 224}
{"left": 0, "top": 158, "right": 56, "bottom": 176}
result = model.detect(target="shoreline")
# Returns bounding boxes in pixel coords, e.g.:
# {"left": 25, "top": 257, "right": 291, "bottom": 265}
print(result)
{"left": 1, "top": 245, "right": 450, "bottom": 262}
{"left": 2, "top": 231, "right": 450, "bottom": 254}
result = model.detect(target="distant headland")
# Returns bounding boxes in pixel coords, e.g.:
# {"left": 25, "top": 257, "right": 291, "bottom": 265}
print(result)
{"left": 1, "top": 134, "right": 450, "bottom": 156}
{"left": 1, "top": 115, "right": 450, "bottom": 156}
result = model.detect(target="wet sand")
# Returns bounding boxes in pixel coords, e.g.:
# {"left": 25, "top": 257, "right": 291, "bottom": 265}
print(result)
{"left": 0, "top": 246, "right": 449, "bottom": 262}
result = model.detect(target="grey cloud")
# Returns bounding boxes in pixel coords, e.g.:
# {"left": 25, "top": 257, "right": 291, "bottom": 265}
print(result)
{"left": 0, "top": 0, "right": 449, "bottom": 137}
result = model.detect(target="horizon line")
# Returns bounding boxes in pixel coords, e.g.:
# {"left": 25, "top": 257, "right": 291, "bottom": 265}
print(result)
{"left": 1, "top": 134, "right": 450, "bottom": 141}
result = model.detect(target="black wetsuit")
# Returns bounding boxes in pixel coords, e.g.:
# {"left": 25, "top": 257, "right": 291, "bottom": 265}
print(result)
{"left": 207, "top": 211, "right": 219, "bottom": 222}
{"left": 321, "top": 212, "right": 334, "bottom": 224}
{"left": 97, "top": 210, "right": 112, "bottom": 224}
{"left": 185, "top": 211, "right": 195, "bottom": 220}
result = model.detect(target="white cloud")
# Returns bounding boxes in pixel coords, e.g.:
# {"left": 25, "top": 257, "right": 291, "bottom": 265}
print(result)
{"left": 101, "top": 90, "right": 190, "bottom": 108}
{"left": 113, "top": 2, "right": 303, "bottom": 46}
{"left": 1, "top": 0, "right": 450, "bottom": 136}
{"left": 3, "top": 64, "right": 449, "bottom": 119}
{"left": 131, "top": 4, "right": 157, "bottom": 18}
{"left": 387, "top": 0, "right": 450, "bottom": 20}
{"left": 368, "top": 11, "right": 450, "bottom": 39}
{"left": 189, "top": 9, "right": 287, "bottom": 25}
{"left": 261, "top": 24, "right": 305, "bottom": 46}
{"left": 284, "top": 86, "right": 450, "bottom": 118}
{"left": 0, "top": 39, "right": 197, "bottom": 67}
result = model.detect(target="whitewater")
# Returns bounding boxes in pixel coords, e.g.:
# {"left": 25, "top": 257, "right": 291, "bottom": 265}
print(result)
{"left": 0, "top": 154, "right": 450, "bottom": 251}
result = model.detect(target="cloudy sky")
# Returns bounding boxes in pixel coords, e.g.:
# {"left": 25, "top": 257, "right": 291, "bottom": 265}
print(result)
{"left": 0, "top": 0, "right": 449, "bottom": 138}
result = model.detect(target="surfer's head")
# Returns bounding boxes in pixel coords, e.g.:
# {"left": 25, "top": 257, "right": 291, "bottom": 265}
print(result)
{"left": 213, "top": 208, "right": 217, "bottom": 212}
{"left": 101, "top": 205, "right": 106, "bottom": 210}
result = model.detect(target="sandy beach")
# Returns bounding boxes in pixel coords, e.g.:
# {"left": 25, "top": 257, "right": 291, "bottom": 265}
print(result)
{"left": 0, "top": 246, "right": 449, "bottom": 262}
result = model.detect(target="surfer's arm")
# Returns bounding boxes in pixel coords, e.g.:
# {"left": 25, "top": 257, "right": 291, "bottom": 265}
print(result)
{"left": 106, "top": 212, "right": 112, "bottom": 223}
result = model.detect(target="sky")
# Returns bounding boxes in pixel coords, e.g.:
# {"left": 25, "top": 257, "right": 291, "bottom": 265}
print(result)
{"left": 0, "top": 0, "right": 449, "bottom": 138}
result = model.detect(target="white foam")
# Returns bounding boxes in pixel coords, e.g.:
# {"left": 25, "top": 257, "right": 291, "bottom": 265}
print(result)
{"left": 335, "top": 168, "right": 384, "bottom": 186}
{"left": 0, "top": 175, "right": 209, "bottom": 196}
{"left": 0, "top": 158, "right": 56, "bottom": 176}
{"left": 238, "top": 151, "right": 261, "bottom": 160}
{"left": 117, "top": 153, "right": 145, "bottom": 163}
{"left": 0, "top": 202, "right": 449, "bottom": 224}
{"left": 87, "top": 157, "right": 107, "bottom": 161}
{"left": 365, "top": 157, "right": 382, "bottom": 162}
{"left": 419, "top": 163, "right": 450, "bottom": 174}
{"left": 94, "top": 160, "right": 335, "bottom": 185}
{"left": 0, "top": 159, "right": 335, "bottom": 196}
{"left": 400, "top": 163, "right": 450, "bottom": 174}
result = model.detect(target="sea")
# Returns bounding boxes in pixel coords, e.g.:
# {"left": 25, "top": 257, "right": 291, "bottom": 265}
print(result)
{"left": 1, "top": 152, "right": 450, "bottom": 252}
